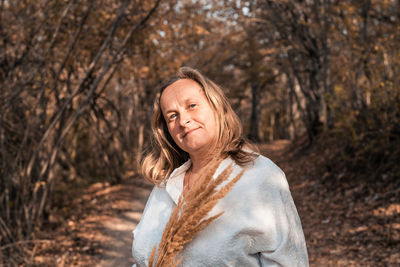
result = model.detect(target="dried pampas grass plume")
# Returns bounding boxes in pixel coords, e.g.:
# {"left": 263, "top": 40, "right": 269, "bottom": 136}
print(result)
{"left": 148, "top": 159, "right": 244, "bottom": 267}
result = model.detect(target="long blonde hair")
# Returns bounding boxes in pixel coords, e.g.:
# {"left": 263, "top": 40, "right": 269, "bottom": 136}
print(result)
{"left": 141, "top": 67, "right": 257, "bottom": 185}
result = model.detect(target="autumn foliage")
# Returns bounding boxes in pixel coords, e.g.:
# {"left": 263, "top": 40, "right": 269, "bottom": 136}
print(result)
{"left": 1, "top": 0, "right": 399, "bottom": 265}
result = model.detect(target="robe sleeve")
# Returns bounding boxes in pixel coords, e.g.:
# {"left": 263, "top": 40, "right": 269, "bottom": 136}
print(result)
{"left": 245, "top": 165, "right": 309, "bottom": 267}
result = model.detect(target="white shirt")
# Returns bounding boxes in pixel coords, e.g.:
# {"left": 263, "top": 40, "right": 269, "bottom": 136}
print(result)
{"left": 132, "top": 155, "right": 309, "bottom": 266}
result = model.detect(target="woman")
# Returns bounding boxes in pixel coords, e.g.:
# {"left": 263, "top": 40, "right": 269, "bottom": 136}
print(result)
{"left": 132, "top": 67, "right": 309, "bottom": 266}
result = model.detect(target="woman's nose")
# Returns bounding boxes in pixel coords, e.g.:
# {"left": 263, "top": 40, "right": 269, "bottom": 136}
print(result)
{"left": 179, "top": 112, "right": 191, "bottom": 126}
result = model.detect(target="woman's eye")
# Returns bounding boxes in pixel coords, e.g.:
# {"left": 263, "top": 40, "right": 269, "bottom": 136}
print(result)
{"left": 169, "top": 114, "right": 177, "bottom": 120}
{"left": 189, "top": 103, "right": 197, "bottom": 109}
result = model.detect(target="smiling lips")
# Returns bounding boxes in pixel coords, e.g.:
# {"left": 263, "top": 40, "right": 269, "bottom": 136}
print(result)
{"left": 183, "top": 127, "right": 199, "bottom": 138}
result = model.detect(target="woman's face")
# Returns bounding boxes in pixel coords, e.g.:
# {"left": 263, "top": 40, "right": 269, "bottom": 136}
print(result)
{"left": 160, "top": 79, "right": 218, "bottom": 157}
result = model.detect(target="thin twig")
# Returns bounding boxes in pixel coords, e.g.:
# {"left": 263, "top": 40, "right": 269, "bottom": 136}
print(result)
{"left": 0, "top": 240, "right": 51, "bottom": 251}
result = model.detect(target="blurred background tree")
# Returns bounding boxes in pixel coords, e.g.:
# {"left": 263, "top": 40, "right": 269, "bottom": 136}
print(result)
{"left": 1, "top": 0, "right": 399, "bottom": 264}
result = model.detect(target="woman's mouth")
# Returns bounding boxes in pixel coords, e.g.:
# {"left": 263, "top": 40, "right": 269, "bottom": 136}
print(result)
{"left": 183, "top": 128, "right": 199, "bottom": 138}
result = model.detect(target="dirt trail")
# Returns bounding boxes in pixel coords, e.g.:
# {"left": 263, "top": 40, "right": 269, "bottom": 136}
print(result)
{"left": 93, "top": 141, "right": 294, "bottom": 266}
{"left": 34, "top": 140, "right": 399, "bottom": 266}
{"left": 33, "top": 178, "right": 153, "bottom": 266}
{"left": 96, "top": 180, "right": 152, "bottom": 267}
{"left": 91, "top": 142, "right": 292, "bottom": 267}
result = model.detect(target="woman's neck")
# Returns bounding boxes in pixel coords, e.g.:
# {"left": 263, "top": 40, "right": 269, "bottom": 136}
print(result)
{"left": 189, "top": 154, "right": 211, "bottom": 174}
{"left": 189, "top": 148, "right": 223, "bottom": 173}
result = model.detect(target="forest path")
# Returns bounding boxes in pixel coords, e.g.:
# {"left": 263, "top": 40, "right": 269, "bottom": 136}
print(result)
{"left": 95, "top": 179, "right": 153, "bottom": 267}
{"left": 39, "top": 140, "right": 398, "bottom": 266}
{"left": 93, "top": 141, "right": 293, "bottom": 267}
{"left": 94, "top": 141, "right": 295, "bottom": 266}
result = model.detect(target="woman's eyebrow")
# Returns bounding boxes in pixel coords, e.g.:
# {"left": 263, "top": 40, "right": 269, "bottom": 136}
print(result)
{"left": 164, "top": 108, "right": 176, "bottom": 114}
{"left": 184, "top": 98, "right": 199, "bottom": 104}
{"left": 164, "top": 98, "right": 199, "bottom": 114}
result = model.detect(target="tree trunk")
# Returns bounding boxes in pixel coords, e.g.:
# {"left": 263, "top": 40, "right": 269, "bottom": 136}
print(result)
{"left": 248, "top": 82, "right": 260, "bottom": 142}
{"left": 288, "top": 87, "right": 297, "bottom": 140}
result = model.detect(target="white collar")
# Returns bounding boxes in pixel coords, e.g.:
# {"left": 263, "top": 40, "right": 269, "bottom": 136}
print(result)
{"left": 165, "top": 159, "right": 191, "bottom": 204}
{"left": 165, "top": 157, "right": 236, "bottom": 205}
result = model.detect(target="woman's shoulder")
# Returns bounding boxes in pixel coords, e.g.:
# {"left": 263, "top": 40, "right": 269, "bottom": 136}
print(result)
{"left": 242, "top": 154, "right": 289, "bottom": 189}
{"left": 141, "top": 184, "right": 171, "bottom": 211}
{"left": 250, "top": 154, "right": 285, "bottom": 175}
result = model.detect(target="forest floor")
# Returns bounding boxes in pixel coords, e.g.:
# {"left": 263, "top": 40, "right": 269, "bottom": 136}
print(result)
{"left": 28, "top": 139, "right": 399, "bottom": 267}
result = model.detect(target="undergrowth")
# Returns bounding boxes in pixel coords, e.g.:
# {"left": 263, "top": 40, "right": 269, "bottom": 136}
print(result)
{"left": 318, "top": 83, "right": 400, "bottom": 190}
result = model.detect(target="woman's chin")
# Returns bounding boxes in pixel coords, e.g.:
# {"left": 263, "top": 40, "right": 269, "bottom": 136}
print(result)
{"left": 184, "top": 143, "right": 213, "bottom": 156}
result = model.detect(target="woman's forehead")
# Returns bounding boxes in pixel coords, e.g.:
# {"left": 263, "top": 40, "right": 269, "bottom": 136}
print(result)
{"left": 160, "top": 79, "right": 206, "bottom": 107}
{"left": 164, "top": 79, "right": 202, "bottom": 93}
